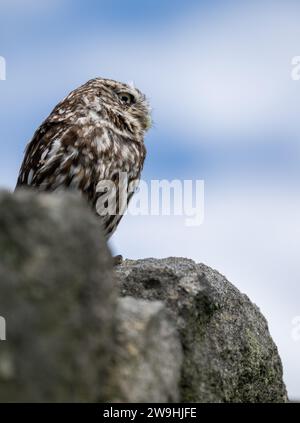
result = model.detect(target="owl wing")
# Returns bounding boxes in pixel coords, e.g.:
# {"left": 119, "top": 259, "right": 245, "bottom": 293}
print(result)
{"left": 16, "top": 120, "right": 145, "bottom": 238}
{"left": 16, "top": 120, "right": 98, "bottom": 203}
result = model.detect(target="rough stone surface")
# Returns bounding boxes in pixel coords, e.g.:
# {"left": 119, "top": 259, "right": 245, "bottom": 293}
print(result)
{"left": 0, "top": 190, "right": 288, "bottom": 403}
{"left": 0, "top": 190, "right": 116, "bottom": 402}
{"left": 116, "top": 258, "right": 288, "bottom": 403}
{"left": 111, "top": 296, "right": 182, "bottom": 403}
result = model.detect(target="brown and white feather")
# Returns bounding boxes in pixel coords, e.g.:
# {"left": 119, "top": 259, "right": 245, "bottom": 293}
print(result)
{"left": 16, "top": 78, "right": 150, "bottom": 238}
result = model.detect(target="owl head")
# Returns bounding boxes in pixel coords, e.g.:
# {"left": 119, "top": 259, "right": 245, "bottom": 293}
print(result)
{"left": 53, "top": 77, "right": 152, "bottom": 138}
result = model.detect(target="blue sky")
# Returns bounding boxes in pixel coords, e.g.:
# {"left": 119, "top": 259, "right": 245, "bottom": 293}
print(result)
{"left": 1, "top": 0, "right": 300, "bottom": 398}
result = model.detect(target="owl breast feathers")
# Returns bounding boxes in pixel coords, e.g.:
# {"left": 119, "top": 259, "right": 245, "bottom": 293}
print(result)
{"left": 16, "top": 78, "right": 151, "bottom": 238}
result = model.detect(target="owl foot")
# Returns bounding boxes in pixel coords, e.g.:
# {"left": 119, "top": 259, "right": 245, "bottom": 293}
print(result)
{"left": 113, "top": 255, "right": 123, "bottom": 266}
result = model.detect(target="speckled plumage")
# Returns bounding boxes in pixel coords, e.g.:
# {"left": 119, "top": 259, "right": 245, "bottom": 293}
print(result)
{"left": 16, "top": 78, "right": 151, "bottom": 238}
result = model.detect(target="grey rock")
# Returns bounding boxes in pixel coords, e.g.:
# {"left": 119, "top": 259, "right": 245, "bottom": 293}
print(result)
{"left": 116, "top": 257, "right": 288, "bottom": 403}
{"left": 111, "top": 296, "right": 182, "bottom": 403}
{"left": 0, "top": 190, "right": 116, "bottom": 402}
{"left": 0, "top": 189, "right": 288, "bottom": 403}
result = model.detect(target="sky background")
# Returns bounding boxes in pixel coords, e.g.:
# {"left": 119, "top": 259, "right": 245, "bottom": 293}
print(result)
{"left": 1, "top": 0, "right": 300, "bottom": 399}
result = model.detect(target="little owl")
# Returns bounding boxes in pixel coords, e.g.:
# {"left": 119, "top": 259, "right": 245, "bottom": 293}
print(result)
{"left": 16, "top": 78, "right": 151, "bottom": 240}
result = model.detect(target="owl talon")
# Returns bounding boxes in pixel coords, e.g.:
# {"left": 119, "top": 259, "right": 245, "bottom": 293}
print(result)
{"left": 113, "top": 255, "right": 123, "bottom": 266}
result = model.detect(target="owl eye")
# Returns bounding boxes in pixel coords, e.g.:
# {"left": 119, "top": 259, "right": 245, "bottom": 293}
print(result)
{"left": 118, "top": 92, "right": 135, "bottom": 106}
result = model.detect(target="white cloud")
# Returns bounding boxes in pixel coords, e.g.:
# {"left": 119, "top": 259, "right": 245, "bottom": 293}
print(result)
{"left": 4, "top": 1, "right": 300, "bottom": 149}
{"left": 142, "top": 1, "right": 300, "bottom": 143}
